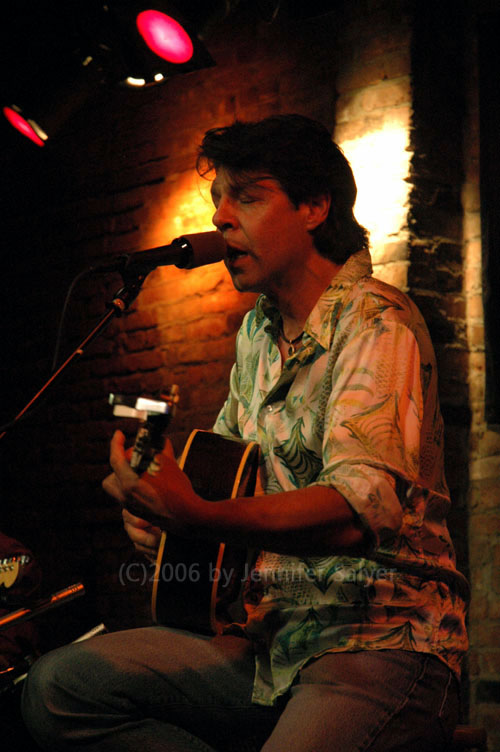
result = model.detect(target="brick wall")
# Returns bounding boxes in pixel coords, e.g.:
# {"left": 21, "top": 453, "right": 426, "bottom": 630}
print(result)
{"left": 1, "top": 0, "right": 499, "bottom": 744}
{"left": 408, "top": 1, "right": 470, "bottom": 568}
{"left": 463, "top": 3, "right": 500, "bottom": 746}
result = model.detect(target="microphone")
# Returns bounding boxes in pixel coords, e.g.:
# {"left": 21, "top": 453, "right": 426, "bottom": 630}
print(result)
{"left": 90, "top": 231, "right": 227, "bottom": 274}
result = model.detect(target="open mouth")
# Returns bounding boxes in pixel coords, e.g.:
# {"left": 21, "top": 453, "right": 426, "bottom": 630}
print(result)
{"left": 226, "top": 244, "right": 249, "bottom": 263}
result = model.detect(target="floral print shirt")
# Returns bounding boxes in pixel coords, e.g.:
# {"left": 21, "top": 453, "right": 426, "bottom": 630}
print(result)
{"left": 213, "top": 248, "right": 469, "bottom": 706}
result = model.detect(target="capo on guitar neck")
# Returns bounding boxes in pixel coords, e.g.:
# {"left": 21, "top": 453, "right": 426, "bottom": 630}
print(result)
{"left": 109, "top": 387, "right": 180, "bottom": 421}
{"left": 109, "top": 386, "right": 180, "bottom": 475}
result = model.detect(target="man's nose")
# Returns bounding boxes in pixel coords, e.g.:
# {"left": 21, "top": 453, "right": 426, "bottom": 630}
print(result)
{"left": 212, "top": 197, "right": 237, "bottom": 232}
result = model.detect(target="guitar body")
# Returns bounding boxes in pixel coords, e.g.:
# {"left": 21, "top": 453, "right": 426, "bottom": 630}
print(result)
{"left": 151, "top": 429, "right": 259, "bottom": 634}
{"left": 0, "top": 556, "right": 28, "bottom": 589}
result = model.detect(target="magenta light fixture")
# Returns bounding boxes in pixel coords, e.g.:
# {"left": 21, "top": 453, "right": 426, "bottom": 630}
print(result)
{"left": 136, "top": 10, "right": 194, "bottom": 64}
{"left": 3, "top": 105, "right": 46, "bottom": 147}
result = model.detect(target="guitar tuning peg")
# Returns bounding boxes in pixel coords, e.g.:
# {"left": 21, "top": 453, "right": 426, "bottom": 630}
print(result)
{"left": 160, "top": 385, "right": 180, "bottom": 405}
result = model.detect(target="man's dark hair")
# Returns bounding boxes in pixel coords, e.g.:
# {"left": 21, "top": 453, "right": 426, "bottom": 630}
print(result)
{"left": 197, "top": 114, "right": 369, "bottom": 263}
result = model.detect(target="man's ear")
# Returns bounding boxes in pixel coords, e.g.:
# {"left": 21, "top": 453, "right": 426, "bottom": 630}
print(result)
{"left": 303, "top": 194, "right": 331, "bottom": 230}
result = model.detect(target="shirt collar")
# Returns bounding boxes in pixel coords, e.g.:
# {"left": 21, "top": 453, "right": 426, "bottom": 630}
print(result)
{"left": 255, "top": 248, "right": 373, "bottom": 349}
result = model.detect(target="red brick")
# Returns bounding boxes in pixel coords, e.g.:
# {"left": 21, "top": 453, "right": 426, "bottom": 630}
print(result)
{"left": 361, "top": 79, "right": 411, "bottom": 111}
{"left": 470, "top": 515, "right": 500, "bottom": 536}
{"left": 467, "top": 294, "right": 484, "bottom": 319}
{"left": 336, "top": 52, "right": 412, "bottom": 91}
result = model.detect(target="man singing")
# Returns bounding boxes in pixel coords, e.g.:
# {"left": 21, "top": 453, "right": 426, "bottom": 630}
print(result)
{"left": 22, "top": 114, "right": 468, "bottom": 751}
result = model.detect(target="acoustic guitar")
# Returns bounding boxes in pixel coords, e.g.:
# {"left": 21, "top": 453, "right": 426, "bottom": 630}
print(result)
{"left": 152, "top": 429, "right": 259, "bottom": 634}
{"left": 110, "top": 390, "right": 260, "bottom": 635}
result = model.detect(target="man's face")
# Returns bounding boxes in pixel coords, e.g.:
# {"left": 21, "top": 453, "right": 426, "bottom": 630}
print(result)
{"left": 210, "top": 168, "right": 321, "bottom": 299}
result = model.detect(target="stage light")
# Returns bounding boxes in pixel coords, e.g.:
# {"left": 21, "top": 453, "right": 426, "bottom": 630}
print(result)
{"left": 136, "top": 10, "right": 194, "bottom": 63}
{"left": 125, "top": 76, "right": 147, "bottom": 87}
{"left": 2, "top": 105, "right": 46, "bottom": 147}
{"left": 2, "top": 51, "right": 106, "bottom": 147}
{"left": 103, "top": 2, "right": 216, "bottom": 88}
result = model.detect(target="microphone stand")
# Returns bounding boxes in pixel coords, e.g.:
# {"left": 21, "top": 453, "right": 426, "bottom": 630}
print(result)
{"left": 0, "top": 267, "right": 148, "bottom": 442}
{"left": 0, "top": 583, "right": 85, "bottom": 633}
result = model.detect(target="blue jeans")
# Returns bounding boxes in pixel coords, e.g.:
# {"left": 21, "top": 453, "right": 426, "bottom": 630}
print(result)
{"left": 21, "top": 626, "right": 459, "bottom": 751}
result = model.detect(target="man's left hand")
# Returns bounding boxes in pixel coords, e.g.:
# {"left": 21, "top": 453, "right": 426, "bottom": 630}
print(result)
{"left": 102, "top": 430, "right": 202, "bottom": 536}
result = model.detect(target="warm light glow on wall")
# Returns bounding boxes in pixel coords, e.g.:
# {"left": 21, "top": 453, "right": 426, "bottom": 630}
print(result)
{"left": 141, "top": 172, "right": 215, "bottom": 249}
{"left": 143, "top": 173, "right": 230, "bottom": 298}
{"left": 170, "top": 176, "right": 215, "bottom": 236}
{"left": 339, "top": 125, "right": 412, "bottom": 260}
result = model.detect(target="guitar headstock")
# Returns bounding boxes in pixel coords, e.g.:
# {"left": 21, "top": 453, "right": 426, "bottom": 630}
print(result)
{"left": 109, "top": 385, "right": 180, "bottom": 421}
{"left": 109, "top": 385, "right": 180, "bottom": 474}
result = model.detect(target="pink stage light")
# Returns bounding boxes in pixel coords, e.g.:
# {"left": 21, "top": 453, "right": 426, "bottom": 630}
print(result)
{"left": 3, "top": 106, "right": 45, "bottom": 147}
{"left": 136, "top": 10, "right": 194, "bottom": 64}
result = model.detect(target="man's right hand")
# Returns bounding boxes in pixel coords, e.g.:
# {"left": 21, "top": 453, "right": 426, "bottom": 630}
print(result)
{"left": 122, "top": 508, "right": 161, "bottom": 563}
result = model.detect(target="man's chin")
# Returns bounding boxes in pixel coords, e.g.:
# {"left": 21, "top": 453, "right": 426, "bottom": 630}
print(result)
{"left": 230, "top": 274, "right": 252, "bottom": 293}
{"left": 226, "top": 266, "right": 252, "bottom": 292}
{"left": 224, "top": 260, "right": 264, "bottom": 294}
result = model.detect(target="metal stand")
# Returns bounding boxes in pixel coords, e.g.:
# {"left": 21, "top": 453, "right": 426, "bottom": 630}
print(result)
{"left": 0, "top": 270, "right": 147, "bottom": 442}
{"left": 0, "top": 590, "right": 104, "bottom": 698}
{"left": 0, "top": 583, "right": 85, "bottom": 633}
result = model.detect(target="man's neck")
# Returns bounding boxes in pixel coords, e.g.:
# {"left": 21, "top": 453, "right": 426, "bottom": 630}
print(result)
{"left": 275, "top": 256, "right": 343, "bottom": 339}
